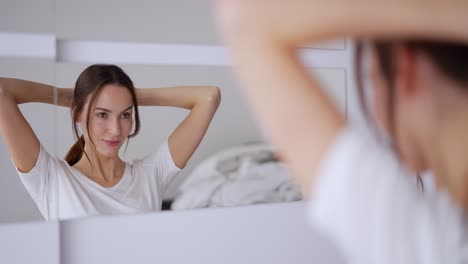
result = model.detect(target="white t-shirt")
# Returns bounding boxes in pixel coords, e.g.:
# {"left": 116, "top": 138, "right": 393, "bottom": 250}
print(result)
{"left": 15, "top": 139, "right": 181, "bottom": 222}
{"left": 308, "top": 126, "right": 468, "bottom": 263}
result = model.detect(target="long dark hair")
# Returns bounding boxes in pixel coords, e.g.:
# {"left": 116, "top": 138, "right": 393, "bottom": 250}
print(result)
{"left": 355, "top": 40, "right": 468, "bottom": 189}
{"left": 64, "top": 64, "right": 141, "bottom": 166}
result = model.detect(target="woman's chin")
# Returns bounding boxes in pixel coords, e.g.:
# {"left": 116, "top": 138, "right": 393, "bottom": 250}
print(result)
{"left": 96, "top": 148, "right": 121, "bottom": 159}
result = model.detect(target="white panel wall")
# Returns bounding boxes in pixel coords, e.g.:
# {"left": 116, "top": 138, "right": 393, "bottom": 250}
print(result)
{"left": 0, "top": 203, "right": 344, "bottom": 264}
{"left": 0, "top": 221, "right": 60, "bottom": 264}
{"left": 60, "top": 202, "right": 345, "bottom": 264}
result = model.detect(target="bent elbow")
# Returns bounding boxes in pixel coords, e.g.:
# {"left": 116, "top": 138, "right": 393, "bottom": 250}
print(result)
{"left": 207, "top": 86, "right": 221, "bottom": 107}
{"left": 0, "top": 79, "right": 10, "bottom": 99}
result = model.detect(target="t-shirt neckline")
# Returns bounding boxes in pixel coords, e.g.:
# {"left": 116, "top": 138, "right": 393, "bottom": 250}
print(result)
{"left": 69, "top": 163, "right": 130, "bottom": 192}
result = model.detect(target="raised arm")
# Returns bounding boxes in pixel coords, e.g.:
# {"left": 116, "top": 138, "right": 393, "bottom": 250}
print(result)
{"left": 0, "top": 78, "right": 72, "bottom": 173}
{"left": 213, "top": 0, "right": 468, "bottom": 196}
{"left": 137, "top": 86, "right": 221, "bottom": 168}
{"left": 216, "top": 0, "right": 468, "bottom": 46}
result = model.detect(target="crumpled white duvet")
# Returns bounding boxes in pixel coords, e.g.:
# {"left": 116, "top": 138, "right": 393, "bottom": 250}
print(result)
{"left": 172, "top": 144, "right": 302, "bottom": 210}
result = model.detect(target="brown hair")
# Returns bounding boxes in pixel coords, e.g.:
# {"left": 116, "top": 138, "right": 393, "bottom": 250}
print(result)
{"left": 64, "top": 64, "right": 141, "bottom": 166}
{"left": 356, "top": 40, "right": 468, "bottom": 138}
{"left": 355, "top": 40, "right": 468, "bottom": 189}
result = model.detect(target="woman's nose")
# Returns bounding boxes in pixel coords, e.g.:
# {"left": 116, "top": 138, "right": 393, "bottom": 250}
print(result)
{"left": 107, "top": 119, "right": 121, "bottom": 136}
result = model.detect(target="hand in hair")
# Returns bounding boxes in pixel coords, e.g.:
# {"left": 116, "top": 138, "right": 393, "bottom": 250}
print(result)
{"left": 136, "top": 86, "right": 221, "bottom": 169}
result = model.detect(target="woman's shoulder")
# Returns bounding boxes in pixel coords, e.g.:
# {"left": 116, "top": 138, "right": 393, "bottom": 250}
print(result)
{"left": 38, "top": 145, "right": 84, "bottom": 175}
{"left": 321, "top": 124, "right": 400, "bottom": 174}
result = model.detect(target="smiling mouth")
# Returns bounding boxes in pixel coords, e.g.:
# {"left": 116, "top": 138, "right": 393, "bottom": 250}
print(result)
{"left": 102, "top": 140, "right": 121, "bottom": 147}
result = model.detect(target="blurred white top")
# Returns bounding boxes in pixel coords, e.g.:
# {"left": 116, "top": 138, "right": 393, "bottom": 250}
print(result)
{"left": 307, "top": 126, "right": 468, "bottom": 263}
{"left": 15, "top": 139, "right": 180, "bottom": 221}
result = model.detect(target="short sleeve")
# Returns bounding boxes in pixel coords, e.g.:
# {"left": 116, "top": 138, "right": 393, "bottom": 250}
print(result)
{"left": 14, "top": 144, "right": 55, "bottom": 219}
{"left": 138, "top": 138, "right": 182, "bottom": 192}
{"left": 307, "top": 126, "right": 464, "bottom": 264}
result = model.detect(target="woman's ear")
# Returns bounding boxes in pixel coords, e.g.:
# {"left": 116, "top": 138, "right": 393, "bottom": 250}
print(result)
{"left": 394, "top": 45, "right": 420, "bottom": 98}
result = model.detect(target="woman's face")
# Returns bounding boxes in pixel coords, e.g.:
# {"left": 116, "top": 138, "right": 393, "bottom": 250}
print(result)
{"left": 79, "top": 84, "right": 134, "bottom": 159}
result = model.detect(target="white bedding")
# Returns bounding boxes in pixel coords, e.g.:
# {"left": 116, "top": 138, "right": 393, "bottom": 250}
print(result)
{"left": 172, "top": 143, "right": 302, "bottom": 210}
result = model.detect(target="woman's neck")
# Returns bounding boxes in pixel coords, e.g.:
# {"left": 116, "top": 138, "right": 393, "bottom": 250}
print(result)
{"left": 73, "top": 150, "right": 125, "bottom": 188}
{"left": 424, "top": 105, "right": 468, "bottom": 209}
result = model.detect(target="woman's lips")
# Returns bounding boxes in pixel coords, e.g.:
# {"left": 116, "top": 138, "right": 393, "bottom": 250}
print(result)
{"left": 103, "top": 140, "right": 120, "bottom": 147}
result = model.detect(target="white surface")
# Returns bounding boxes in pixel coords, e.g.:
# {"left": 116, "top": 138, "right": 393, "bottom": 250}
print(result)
{"left": 0, "top": 32, "right": 347, "bottom": 66}
{"left": 0, "top": 202, "right": 344, "bottom": 264}
{"left": 60, "top": 201, "right": 345, "bottom": 264}
{"left": 0, "top": 32, "right": 55, "bottom": 59}
{"left": 0, "top": 221, "right": 60, "bottom": 264}
{"left": 57, "top": 40, "right": 231, "bottom": 66}
{"left": 57, "top": 39, "right": 348, "bottom": 67}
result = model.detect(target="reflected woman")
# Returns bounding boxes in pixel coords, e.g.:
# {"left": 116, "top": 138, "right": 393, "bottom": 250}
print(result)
{"left": 0, "top": 64, "right": 220, "bottom": 221}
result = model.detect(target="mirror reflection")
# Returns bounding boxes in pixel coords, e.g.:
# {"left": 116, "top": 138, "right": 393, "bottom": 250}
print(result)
{"left": 2, "top": 64, "right": 222, "bottom": 222}
{"left": 0, "top": 0, "right": 346, "bottom": 223}
{"left": 53, "top": 63, "right": 313, "bottom": 218}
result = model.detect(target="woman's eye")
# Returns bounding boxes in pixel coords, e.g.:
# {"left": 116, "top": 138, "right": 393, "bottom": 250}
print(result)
{"left": 120, "top": 112, "right": 131, "bottom": 119}
{"left": 97, "top": 112, "right": 108, "bottom": 118}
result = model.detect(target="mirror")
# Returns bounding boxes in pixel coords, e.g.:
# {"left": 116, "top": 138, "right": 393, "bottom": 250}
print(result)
{"left": 0, "top": 0, "right": 348, "bottom": 223}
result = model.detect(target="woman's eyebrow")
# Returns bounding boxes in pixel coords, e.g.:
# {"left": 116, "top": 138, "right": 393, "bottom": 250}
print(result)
{"left": 94, "top": 106, "right": 133, "bottom": 113}
{"left": 121, "top": 106, "right": 133, "bottom": 113}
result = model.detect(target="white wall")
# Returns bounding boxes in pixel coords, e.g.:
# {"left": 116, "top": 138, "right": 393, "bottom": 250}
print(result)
{"left": 59, "top": 202, "right": 345, "bottom": 264}
{"left": 0, "top": 202, "right": 344, "bottom": 264}
{"left": 0, "top": 221, "right": 60, "bottom": 264}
